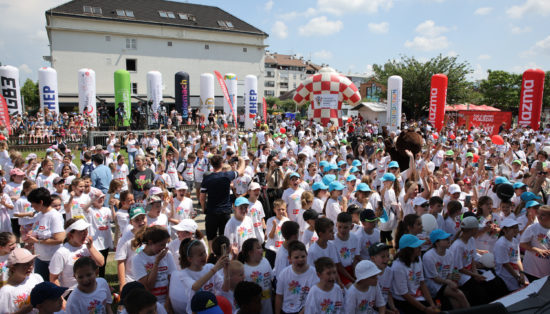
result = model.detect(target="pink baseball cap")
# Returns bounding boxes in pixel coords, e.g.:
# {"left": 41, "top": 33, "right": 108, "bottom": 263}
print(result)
{"left": 8, "top": 248, "right": 37, "bottom": 266}
{"left": 10, "top": 168, "right": 25, "bottom": 176}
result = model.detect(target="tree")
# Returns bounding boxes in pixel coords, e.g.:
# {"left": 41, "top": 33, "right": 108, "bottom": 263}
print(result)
{"left": 478, "top": 70, "right": 521, "bottom": 111}
{"left": 20, "top": 79, "right": 39, "bottom": 112}
{"left": 373, "top": 54, "right": 473, "bottom": 118}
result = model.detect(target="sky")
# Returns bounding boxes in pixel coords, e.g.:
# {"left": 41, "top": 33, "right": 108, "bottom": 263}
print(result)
{"left": 1, "top": 0, "right": 549, "bottom": 83}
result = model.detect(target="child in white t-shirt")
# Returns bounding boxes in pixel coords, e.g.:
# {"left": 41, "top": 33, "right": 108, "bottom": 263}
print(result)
{"left": 301, "top": 209, "right": 319, "bottom": 250}
{"left": 345, "top": 260, "right": 386, "bottom": 313}
{"left": 265, "top": 200, "right": 289, "bottom": 267}
{"left": 275, "top": 241, "right": 319, "bottom": 314}
{"left": 66, "top": 256, "right": 113, "bottom": 313}
{"left": 304, "top": 257, "right": 345, "bottom": 314}
{"left": 354, "top": 209, "right": 380, "bottom": 260}
{"left": 306, "top": 218, "right": 343, "bottom": 287}
{"left": 273, "top": 221, "right": 299, "bottom": 279}
{"left": 224, "top": 197, "right": 254, "bottom": 256}
{"left": 247, "top": 183, "right": 266, "bottom": 244}
{"left": 0, "top": 232, "right": 16, "bottom": 289}
{"left": 85, "top": 191, "right": 113, "bottom": 278}
{"left": 369, "top": 242, "right": 398, "bottom": 313}
{"left": 332, "top": 212, "right": 360, "bottom": 287}
{"left": 239, "top": 238, "right": 273, "bottom": 314}
{"left": 520, "top": 205, "right": 550, "bottom": 281}
{"left": 495, "top": 219, "right": 528, "bottom": 292}
{"left": 64, "top": 178, "right": 91, "bottom": 221}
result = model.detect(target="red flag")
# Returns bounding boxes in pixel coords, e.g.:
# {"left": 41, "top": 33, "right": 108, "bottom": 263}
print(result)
{"left": 213, "top": 71, "right": 237, "bottom": 128}
{"left": 262, "top": 97, "right": 267, "bottom": 123}
{"left": 0, "top": 96, "right": 11, "bottom": 135}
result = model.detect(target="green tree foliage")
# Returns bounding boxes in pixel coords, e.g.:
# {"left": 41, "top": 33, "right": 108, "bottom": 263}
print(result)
{"left": 478, "top": 70, "right": 522, "bottom": 111}
{"left": 373, "top": 54, "right": 473, "bottom": 118}
{"left": 20, "top": 79, "right": 39, "bottom": 112}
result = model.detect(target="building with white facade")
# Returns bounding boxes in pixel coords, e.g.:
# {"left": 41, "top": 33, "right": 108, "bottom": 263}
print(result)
{"left": 263, "top": 53, "right": 323, "bottom": 98}
{"left": 45, "top": 0, "right": 268, "bottom": 110}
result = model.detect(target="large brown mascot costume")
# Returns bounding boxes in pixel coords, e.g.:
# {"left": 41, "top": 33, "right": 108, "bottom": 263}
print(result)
{"left": 385, "top": 129, "right": 423, "bottom": 171}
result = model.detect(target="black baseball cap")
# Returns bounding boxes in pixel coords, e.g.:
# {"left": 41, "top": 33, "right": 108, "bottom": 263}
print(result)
{"left": 368, "top": 242, "right": 392, "bottom": 257}
{"left": 303, "top": 209, "right": 319, "bottom": 221}
{"left": 360, "top": 209, "right": 378, "bottom": 222}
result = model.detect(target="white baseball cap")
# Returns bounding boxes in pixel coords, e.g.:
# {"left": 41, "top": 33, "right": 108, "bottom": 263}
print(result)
{"left": 248, "top": 182, "right": 261, "bottom": 191}
{"left": 449, "top": 184, "right": 461, "bottom": 195}
{"left": 500, "top": 218, "right": 519, "bottom": 228}
{"left": 172, "top": 219, "right": 198, "bottom": 233}
{"left": 175, "top": 181, "right": 188, "bottom": 190}
{"left": 355, "top": 260, "right": 381, "bottom": 281}
{"left": 413, "top": 196, "right": 428, "bottom": 207}
{"left": 66, "top": 219, "right": 90, "bottom": 233}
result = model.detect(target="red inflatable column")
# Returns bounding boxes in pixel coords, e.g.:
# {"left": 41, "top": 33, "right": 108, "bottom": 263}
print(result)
{"left": 518, "top": 69, "right": 545, "bottom": 131}
{"left": 429, "top": 74, "right": 448, "bottom": 132}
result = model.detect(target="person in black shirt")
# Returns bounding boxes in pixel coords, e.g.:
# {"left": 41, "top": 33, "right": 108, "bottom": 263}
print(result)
{"left": 128, "top": 154, "right": 155, "bottom": 203}
{"left": 200, "top": 154, "right": 245, "bottom": 251}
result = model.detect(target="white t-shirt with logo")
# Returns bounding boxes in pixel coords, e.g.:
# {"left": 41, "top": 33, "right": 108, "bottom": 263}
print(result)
{"left": 345, "top": 283, "right": 386, "bottom": 314}
{"left": 224, "top": 216, "right": 254, "bottom": 252}
{"left": 66, "top": 277, "right": 112, "bottom": 314}
{"left": 49, "top": 242, "right": 91, "bottom": 288}
{"left": 36, "top": 173, "right": 59, "bottom": 194}
{"left": 449, "top": 237, "right": 477, "bottom": 286}
{"left": 276, "top": 265, "right": 319, "bottom": 313}
{"left": 422, "top": 248, "right": 455, "bottom": 296}
{"left": 304, "top": 284, "right": 345, "bottom": 314}
{"left": 244, "top": 258, "right": 274, "bottom": 314}
{"left": 247, "top": 200, "right": 265, "bottom": 244}
{"left": 494, "top": 236, "right": 522, "bottom": 291}
{"left": 114, "top": 236, "right": 142, "bottom": 283}
{"left": 391, "top": 259, "right": 425, "bottom": 301}
{"left": 114, "top": 164, "right": 129, "bottom": 191}
{"left": 332, "top": 233, "right": 360, "bottom": 267}
{"left": 307, "top": 241, "right": 340, "bottom": 266}
{"left": 354, "top": 227, "right": 381, "bottom": 260}
{"left": 520, "top": 223, "right": 550, "bottom": 278}
{"left": 31, "top": 209, "right": 65, "bottom": 261}
{"left": 265, "top": 216, "right": 289, "bottom": 252}
{"left": 302, "top": 229, "right": 318, "bottom": 251}
{"left": 87, "top": 206, "right": 114, "bottom": 250}
{"left": 172, "top": 198, "right": 194, "bottom": 222}
{"left": 14, "top": 196, "right": 35, "bottom": 226}
{"left": 0, "top": 273, "right": 43, "bottom": 313}
{"left": 282, "top": 187, "right": 304, "bottom": 223}
{"left": 169, "top": 263, "right": 222, "bottom": 314}
{"left": 131, "top": 250, "right": 177, "bottom": 304}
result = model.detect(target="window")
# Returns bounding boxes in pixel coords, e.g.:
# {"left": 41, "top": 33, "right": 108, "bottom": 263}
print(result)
{"left": 132, "top": 83, "right": 138, "bottom": 94}
{"left": 225, "top": 21, "right": 234, "bottom": 28}
{"left": 83, "top": 6, "right": 92, "bottom": 13}
{"left": 217, "top": 20, "right": 234, "bottom": 28}
{"left": 167, "top": 11, "right": 175, "bottom": 18}
{"left": 167, "top": 41, "right": 172, "bottom": 46}
{"left": 243, "top": 47, "right": 247, "bottom": 52}
{"left": 126, "top": 38, "right": 137, "bottom": 49}
{"left": 265, "top": 81, "right": 275, "bottom": 87}
{"left": 92, "top": 7, "right": 102, "bottom": 14}
{"left": 217, "top": 20, "right": 226, "bottom": 27}
{"left": 125, "top": 10, "right": 134, "bottom": 17}
{"left": 265, "top": 90, "right": 275, "bottom": 97}
{"left": 179, "top": 13, "right": 196, "bottom": 21}
{"left": 204, "top": 44, "right": 209, "bottom": 50}
{"left": 293, "top": 83, "right": 297, "bottom": 88}
{"left": 105, "top": 36, "right": 111, "bottom": 42}
{"left": 158, "top": 11, "right": 168, "bottom": 17}
{"left": 293, "top": 74, "right": 297, "bottom": 79}
{"left": 266, "top": 71, "right": 274, "bottom": 78}
{"left": 126, "top": 59, "right": 136, "bottom": 72}
{"left": 116, "top": 9, "right": 125, "bottom": 16}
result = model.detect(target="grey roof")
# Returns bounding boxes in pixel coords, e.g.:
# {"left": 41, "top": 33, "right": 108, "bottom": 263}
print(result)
{"left": 47, "top": 0, "right": 268, "bottom": 36}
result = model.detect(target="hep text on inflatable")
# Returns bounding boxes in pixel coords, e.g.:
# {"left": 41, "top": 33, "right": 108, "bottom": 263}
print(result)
{"left": 244, "top": 75, "right": 258, "bottom": 130}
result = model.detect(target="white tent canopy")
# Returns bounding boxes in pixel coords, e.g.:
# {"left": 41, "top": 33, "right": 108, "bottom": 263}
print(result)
{"left": 351, "top": 102, "right": 387, "bottom": 124}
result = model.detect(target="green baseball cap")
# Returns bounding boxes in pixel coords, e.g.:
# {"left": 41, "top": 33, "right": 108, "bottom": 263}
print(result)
{"left": 129, "top": 206, "right": 146, "bottom": 220}
{"left": 445, "top": 150, "right": 454, "bottom": 156}
{"left": 466, "top": 152, "right": 474, "bottom": 158}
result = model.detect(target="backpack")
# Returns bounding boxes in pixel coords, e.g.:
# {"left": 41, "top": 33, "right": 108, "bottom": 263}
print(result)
{"left": 81, "top": 162, "right": 94, "bottom": 177}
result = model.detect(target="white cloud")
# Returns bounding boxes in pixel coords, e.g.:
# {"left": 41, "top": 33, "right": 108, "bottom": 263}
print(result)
{"left": 368, "top": 22, "right": 389, "bottom": 34}
{"left": 468, "top": 64, "right": 488, "bottom": 81}
{"left": 474, "top": 7, "right": 493, "bottom": 15}
{"left": 478, "top": 54, "right": 491, "bottom": 60}
{"left": 278, "top": 8, "right": 317, "bottom": 20}
{"left": 271, "top": 21, "right": 288, "bottom": 39}
{"left": 264, "top": 0, "right": 274, "bottom": 11}
{"left": 532, "top": 35, "right": 550, "bottom": 55}
{"left": 299, "top": 16, "right": 343, "bottom": 36}
{"left": 506, "top": 0, "right": 550, "bottom": 18}
{"left": 316, "top": 0, "right": 393, "bottom": 15}
{"left": 404, "top": 20, "right": 450, "bottom": 51}
{"left": 365, "top": 64, "right": 375, "bottom": 77}
{"left": 19, "top": 64, "right": 32, "bottom": 74}
{"left": 447, "top": 50, "right": 458, "bottom": 57}
{"left": 511, "top": 25, "right": 532, "bottom": 34}
{"left": 313, "top": 50, "right": 333, "bottom": 60}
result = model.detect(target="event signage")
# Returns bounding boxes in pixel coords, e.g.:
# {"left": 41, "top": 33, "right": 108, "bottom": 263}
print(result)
{"left": 175, "top": 71, "right": 189, "bottom": 119}
{"left": 200, "top": 73, "right": 215, "bottom": 117}
{"left": 114, "top": 69, "right": 131, "bottom": 127}
{"left": 244, "top": 75, "right": 258, "bottom": 130}
{"left": 0, "top": 65, "right": 22, "bottom": 116}
{"left": 428, "top": 74, "right": 448, "bottom": 132}
{"left": 313, "top": 94, "right": 338, "bottom": 109}
{"left": 214, "top": 71, "right": 237, "bottom": 127}
{"left": 38, "top": 67, "right": 59, "bottom": 116}
{"left": 387, "top": 75, "right": 403, "bottom": 131}
{"left": 518, "top": 69, "right": 545, "bottom": 131}
{"left": 262, "top": 97, "right": 267, "bottom": 123}
{"left": 224, "top": 73, "right": 238, "bottom": 122}
{"left": 78, "top": 68, "right": 97, "bottom": 126}
{"left": 457, "top": 110, "right": 512, "bottom": 135}
{"left": 147, "top": 71, "right": 163, "bottom": 122}
{"left": 0, "top": 95, "right": 12, "bottom": 135}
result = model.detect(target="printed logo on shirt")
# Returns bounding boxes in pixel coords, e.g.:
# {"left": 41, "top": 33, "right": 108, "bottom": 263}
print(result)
{"left": 537, "top": 233, "right": 549, "bottom": 245}
{"left": 14, "top": 293, "right": 30, "bottom": 309}
{"left": 339, "top": 247, "right": 351, "bottom": 260}
{"left": 320, "top": 299, "right": 335, "bottom": 313}
{"left": 202, "top": 282, "right": 214, "bottom": 292}
{"left": 23, "top": 203, "right": 33, "bottom": 213}
{"left": 250, "top": 271, "right": 263, "bottom": 285}
{"left": 508, "top": 247, "right": 519, "bottom": 259}
{"left": 87, "top": 299, "right": 105, "bottom": 313}
{"left": 145, "top": 262, "right": 154, "bottom": 273}
{"left": 357, "top": 299, "right": 368, "bottom": 311}
{"left": 72, "top": 252, "right": 83, "bottom": 261}
{"left": 238, "top": 226, "right": 250, "bottom": 238}
{"left": 288, "top": 280, "right": 301, "bottom": 294}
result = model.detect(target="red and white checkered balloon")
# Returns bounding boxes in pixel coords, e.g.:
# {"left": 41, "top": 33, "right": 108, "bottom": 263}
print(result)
{"left": 294, "top": 67, "right": 361, "bottom": 126}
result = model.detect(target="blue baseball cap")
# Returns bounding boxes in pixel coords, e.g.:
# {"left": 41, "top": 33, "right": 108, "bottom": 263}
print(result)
{"left": 356, "top": 183, "right": 372, "bottom": 192}
{"left": 329, "top": 181, "right": 345, "bottom": 192}
{"left": 346, "top": 175, "right": 357, "bottom": 182}
{"left": 337, "top": 160, "right": 347, "bottom": 167}
{"left": 330, "top": 164, "right": 340, "bottom": 171}
{"left": 352, "top": 160, "right": 362, "bottom": 167}
{"left": 399, "top": 234, "right": 425, "bottom": 249}
{"left": 322, "top": 174, "right": 336, "bottom": 185}
{"left": 381, "top": 173, "right": 396, "bottom": 182}
{"left": 495, "top": 176, "right": 510, "bottom": 185}
{"left": 235, "top": 197, "right": 250, "bottom": 207}
{"left": 525, "top": 200, "right": 541, "bottom": 208}
{"left": 521, "top": 191, "right": 541, "bottom": 202}
{"left": 388, "top": 161, "right": 399, "bottom": 169}
{"left": 513, "top": 182, "right": 527, "bottom": 189}
{"left": 429, "top": 229, "right": 451, "bottom": 244}
{"left": 349, "top": 166, "right": 359, "bottom": 173}
{"left": 312, "top": 182, "right": 329, "bottom": 191}
{"left": 319, "top": 161, "right": 329, "bottom": 168}
{"left": 289, "top": 172, "right": 301, "bottom": 179}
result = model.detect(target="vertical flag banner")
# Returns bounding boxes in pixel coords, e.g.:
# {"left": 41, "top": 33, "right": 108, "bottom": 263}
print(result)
{"left": 0, "top": 96, "right": 12, "bottom": 135}
{"left": 244, "top": 75, "right": 258, "bottom": 130}
{"left": 214, "top": 71, "right": 237, "bottom": 127}
{"left": 114, "top": 69, "right": 131, "bottom": 127}
{"left": 147, "top": 71, "right": 163, "bottom": 122}
{"left": 174, "top": 71, "right": 189, "bottom": 119}
{"left": 387, "top": 75, "right": 403, "bottom": 131}
{"left": 200, "top": 73, "right": 215, "bottom": 117}
{"left": 224, "top": 73, "right": 238, "bottom": 123}
{"left": 518, "top": 69, "right": 545, "bottom": 131}
{"left": 38, "top": 67, "right": 59, "bottom": 116}
{"left": 0, "top": 65, "right": 22, "bottom": 116}
{"left": 78, "top": 68, "right": 97, "bottom": 126}
{"left": 262, "top": 97, "right": 267, "bottom": 123}
{"left": 429, "top": 74, "right": 448, "bottom": 132}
